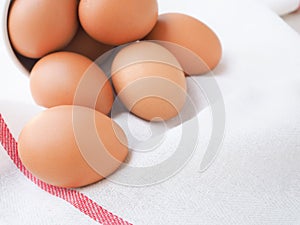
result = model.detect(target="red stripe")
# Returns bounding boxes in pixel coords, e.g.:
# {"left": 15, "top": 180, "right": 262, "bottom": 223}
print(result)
{"left": 0, "top": 113, "right": 132, "bottom": 225}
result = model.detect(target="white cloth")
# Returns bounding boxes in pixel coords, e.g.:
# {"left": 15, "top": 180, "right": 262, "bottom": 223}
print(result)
{"left": 1, "top": 0, "right": 300, "bottom": 224}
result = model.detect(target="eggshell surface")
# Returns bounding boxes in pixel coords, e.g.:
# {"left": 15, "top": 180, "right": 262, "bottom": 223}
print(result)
{"left": 30, "top": 52, "right": 114, "bottom": 115}
{"left": 18, "top": 105, "right": 128, "bottom": 188}
{"left": 79, "top": 0, "right": 158, "bottom": 45}
{"left": 63, "top": 26, "right": 114, "bottom": 61}
{"left": 111, "top": 41, "right": 186, "bottom": 121}
{"left": 8, "top": 0, "right": 78, "bottom": 58}
{"left": 145, "top": 13, "right": 222, "bottom": 75}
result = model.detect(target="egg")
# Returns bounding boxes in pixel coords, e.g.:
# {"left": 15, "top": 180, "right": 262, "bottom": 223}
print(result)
{"left": 8, "top": 0, "right": 78, "bottom": 58}
{"left": 30, "top": 52, "right": 114, "bottom": 115}
{"left": 18, "top": 105, "right": 128, "bottom": 188}
{"left": 63, "top": 26, "right": 114, "bottom": 61}
{"left": 145, "top": 13, "right": 222, "bottom": 75}
{"left": 78, "top": 0, "right": 158, "bottom": 45}
{"left": 111, "top": 41, "right": 186, "bottom": 121}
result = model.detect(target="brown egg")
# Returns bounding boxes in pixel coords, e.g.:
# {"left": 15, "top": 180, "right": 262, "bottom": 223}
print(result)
{"left": 18, "top": 105, "right": 128, "bottom": 188}
{"left": 63, "top": 26, "right": 114, "bottom": 61}
{"left": 111, "top": 41, "right": 186, "bottom": 121}
{"left": 78, "top": 0, "right": 158, "bottom": 45}
{"left": 145, "top": 13, "right": 222, "bottom": 75}
{"left": 8, "top": 0, "right": 78, "bottom": 58}
{"left": 30, "top": 52, "right": 114, "bottom": 115}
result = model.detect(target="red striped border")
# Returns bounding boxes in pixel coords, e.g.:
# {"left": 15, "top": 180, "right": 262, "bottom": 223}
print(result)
{"left": 0, "top": 113, "right": 132, "bottom": 225}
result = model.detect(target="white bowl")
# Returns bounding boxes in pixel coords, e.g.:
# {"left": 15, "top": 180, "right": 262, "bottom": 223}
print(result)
{"left": 0, "top": 0, "right": 35, "bottom": 104}
{"left": 1, "top": 0, "right": 30, "bottom": 76}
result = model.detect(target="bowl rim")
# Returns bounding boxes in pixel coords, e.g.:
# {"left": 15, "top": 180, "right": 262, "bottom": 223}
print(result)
{"left": 3, "top": 0, "right": 30, "bottom": 76}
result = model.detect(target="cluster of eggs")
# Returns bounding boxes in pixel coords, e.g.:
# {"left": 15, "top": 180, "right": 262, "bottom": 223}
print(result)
{"left": 8, "top": 0, "right": 222, "bottom": 188}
